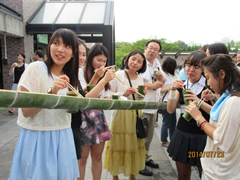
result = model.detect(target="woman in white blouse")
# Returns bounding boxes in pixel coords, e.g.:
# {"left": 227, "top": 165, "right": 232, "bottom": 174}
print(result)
{"left": 104, "top": 50, "right": 147, "bottom": 180}
{"left": 186, "top": 54, "right": 240, "bottom": 180}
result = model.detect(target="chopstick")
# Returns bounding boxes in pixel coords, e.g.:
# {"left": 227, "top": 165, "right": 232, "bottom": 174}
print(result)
{"left": 68, "top": 83, "right": 83, "bottom": 98}
{"left": 94, "top": 65, "right": 116, "bottom": 72}
{"left": 115, "top": 76, "right": 145, "bottom": 98}
{"left": 197, "top": 98, "right": 205, "bottom": 107}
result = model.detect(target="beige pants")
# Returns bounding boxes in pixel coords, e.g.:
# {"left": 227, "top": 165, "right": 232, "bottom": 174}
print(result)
{"left": 142, "top": 112, "right": 157, "bottom": 161}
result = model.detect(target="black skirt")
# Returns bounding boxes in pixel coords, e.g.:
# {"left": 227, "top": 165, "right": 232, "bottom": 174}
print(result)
{"left": 167, "top": 128, "right": 207, "bottom": 167}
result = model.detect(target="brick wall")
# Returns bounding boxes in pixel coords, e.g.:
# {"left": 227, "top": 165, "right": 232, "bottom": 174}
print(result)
{"left": 0, "top": 35, "right": 24, "bottom": 90}
{"left": 1, "top": 0, "right": 23, "bottom": 15}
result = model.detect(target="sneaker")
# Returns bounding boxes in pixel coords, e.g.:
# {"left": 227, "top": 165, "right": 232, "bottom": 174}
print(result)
{"left": 161, "top": 141, "right": 169, "bottom": 148}
{"left": 139, "top": 166, "right": 153, "bottom": 176}
{"left": 145, "top": 159, "right": 159, "bottom": 168}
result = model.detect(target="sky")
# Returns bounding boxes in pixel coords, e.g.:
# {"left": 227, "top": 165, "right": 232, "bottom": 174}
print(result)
{"left": 114, "top": 0, "right": 240, "bottom": 45}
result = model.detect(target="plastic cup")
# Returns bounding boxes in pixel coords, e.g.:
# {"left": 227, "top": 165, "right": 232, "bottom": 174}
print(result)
{"left": 138, "top": 85, "right": 145, "bottom": 99}
{"left": 182, "top": 89, "right": 190, "bottom": 105}
{"left": 66, "top": 91, "right": 78, "bottom": 113}
{"left": 87, "top": 85, "right": 95, "bottom": 92}
{"left": 112, "top": 94, "right": 119, "bottom": 100}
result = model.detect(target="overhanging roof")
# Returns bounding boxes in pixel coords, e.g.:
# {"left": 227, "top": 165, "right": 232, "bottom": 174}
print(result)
{"left": 0, "top": 2, "right": 24, "bottom": 37}
{"left": 26, "top": 0, "right": 114, "bottom": 42}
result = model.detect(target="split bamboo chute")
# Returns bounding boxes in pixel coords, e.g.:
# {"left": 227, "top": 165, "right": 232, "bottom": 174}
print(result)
{"left": 0, "top": 89, "right": 166, "bottom": 110}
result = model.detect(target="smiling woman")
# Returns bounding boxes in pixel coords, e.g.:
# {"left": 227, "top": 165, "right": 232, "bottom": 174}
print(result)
{"left": 9, "top": 28, "right": 80, "bottom": 180}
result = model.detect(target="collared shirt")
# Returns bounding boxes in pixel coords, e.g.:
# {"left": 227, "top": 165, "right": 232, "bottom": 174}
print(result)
{"left": 140, "top": 58, "right": 162, "bottom": 114}
{"left": 180, "top": 75, "right": 206, "bottom": 114}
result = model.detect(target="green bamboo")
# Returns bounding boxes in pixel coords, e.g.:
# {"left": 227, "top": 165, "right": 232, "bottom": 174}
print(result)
{"left": 0, "top": 90, "right": 167, "bottom": 110}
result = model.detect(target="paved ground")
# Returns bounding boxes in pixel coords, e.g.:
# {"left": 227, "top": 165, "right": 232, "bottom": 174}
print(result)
{"left": 0, "top": 109, "right": 200, "bottom": 180}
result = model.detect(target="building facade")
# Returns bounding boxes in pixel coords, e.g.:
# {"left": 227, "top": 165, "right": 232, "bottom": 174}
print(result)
{"left": 0, "top": 0, "right": 115, "bottom": 90}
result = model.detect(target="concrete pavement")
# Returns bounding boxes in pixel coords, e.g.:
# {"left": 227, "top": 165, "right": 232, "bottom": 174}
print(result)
{"left": 0, "top": 109, "right": 199, "bottom": 180}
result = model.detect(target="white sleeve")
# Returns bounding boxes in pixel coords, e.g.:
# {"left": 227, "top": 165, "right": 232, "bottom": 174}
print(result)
{"left": 18, "top": 62, "right": 41, "bottom": 92}
{"left": 213, "top": 97, "right": 240, "bottom": 152}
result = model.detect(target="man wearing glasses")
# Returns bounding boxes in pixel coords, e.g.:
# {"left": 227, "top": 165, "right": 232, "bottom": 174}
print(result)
{"left": 139, "top": 40, "right": 165, "bottom": 176}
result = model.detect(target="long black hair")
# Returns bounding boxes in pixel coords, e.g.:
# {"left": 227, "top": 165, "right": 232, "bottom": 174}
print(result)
{"left": 45, "top": 28, "right": 79, "bottom": 88}
{"left": 84, "top": 44, "right": 110, "bottom": 90}
{"left": 201, "top": 54, "right": 240, "bottom": 96}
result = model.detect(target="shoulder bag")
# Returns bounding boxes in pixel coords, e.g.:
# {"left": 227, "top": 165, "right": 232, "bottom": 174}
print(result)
{"left": 124, "top": 70, "right": 148, "bottom": 139}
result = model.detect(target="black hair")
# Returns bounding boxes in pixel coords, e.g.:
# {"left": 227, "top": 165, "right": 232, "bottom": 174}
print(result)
{"left": 201, "top": 54, "right": 240, "bottom": 96}
{"left": 184, "top": 50, "right": 206, "bottom": 67}
{"left": 232, "top": 53, "right": 237, "bottom": 58}
{"left": 45, "top": 28, "right": 79, "bottom": 89}
{"left": 120, "top": 56, "right": 127, "bottom": 70}
{"left": 208, "top": 43, "right": 229, "bottom": 55}
{"left": 162, "top": 57, "right": 177, "bottom": 75}
{"left": 200, "top": 44, "right": 209, "bottom": 53}
{"left": 84, "top": 44, "right": 110, "bottom": 90}
{"left": 145, "top": 40, "right": 162, "bottom": 52}
{"left": 35, "top": 50, "right": 44, "bottom": 58}
{"left": 124, "top": 50, "right": 147, "bottom": 74}
{"left": 18, "top": 53, "right": 25, "bottom": 59}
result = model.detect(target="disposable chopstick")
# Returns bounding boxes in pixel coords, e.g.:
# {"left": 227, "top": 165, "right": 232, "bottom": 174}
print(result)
{"left": 197, "top": 98, "right": 205, "bottom": 107}
{"left": 115, "top": 76, "right": 145, "bottom": 98}
{"left": 68, "top": 83, "right": 83, "bottom": 97}
{"left": 94, "top": 65, "right": 116, "bottom": 72}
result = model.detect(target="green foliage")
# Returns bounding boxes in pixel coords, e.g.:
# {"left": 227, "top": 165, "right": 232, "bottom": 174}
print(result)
{"left": 115, "top": 39, "right": 201, "bottom": 68}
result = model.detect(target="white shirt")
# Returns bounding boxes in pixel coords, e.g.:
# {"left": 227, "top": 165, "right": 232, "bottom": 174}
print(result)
{"left": 180, "top": 75, "right": 206, "bottom": 113}
{"left": 140, "top": 58, "right": 161, "bottom": 114}
{"left": 17, "top": 61, "right": 70, "bottom": 131}
{"left": 79, "top": 67, "right": 110, "bottom": 98}
{"left": 110, "top": 70, "right": 144, "bottom": 119}
{"left": 201, "top": 96, "right": 240, "bottom": 180}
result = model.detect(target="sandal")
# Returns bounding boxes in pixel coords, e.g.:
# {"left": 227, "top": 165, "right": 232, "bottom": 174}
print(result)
{"left": 8, "top": 109, "right": 14, "bottom": 115}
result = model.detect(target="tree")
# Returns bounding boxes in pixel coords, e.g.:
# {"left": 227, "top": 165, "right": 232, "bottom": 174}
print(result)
{"left": 115, "top": 39, "right": 201, "bottom": 68}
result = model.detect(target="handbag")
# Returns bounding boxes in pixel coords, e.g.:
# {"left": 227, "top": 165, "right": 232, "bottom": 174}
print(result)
{"left": 158, "top": 91, "right": 168, "bottom": 114}
{"left": 124, "top": 70, "right": 148, "bottom": 139}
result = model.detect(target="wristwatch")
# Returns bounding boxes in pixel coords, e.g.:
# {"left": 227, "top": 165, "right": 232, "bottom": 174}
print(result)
{"left": 47, "top": 87, "right": 53, "bottom": 94}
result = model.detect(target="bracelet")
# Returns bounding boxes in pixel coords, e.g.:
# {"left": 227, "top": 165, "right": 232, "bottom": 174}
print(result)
{"left": 199, "top": 120, "right": 206, "bottom": 127}
{"left": 196, "top": 116, "right": 203, "bottom": 127}
{"left": 201, "top": 121, "right": 208, "bottom": 131}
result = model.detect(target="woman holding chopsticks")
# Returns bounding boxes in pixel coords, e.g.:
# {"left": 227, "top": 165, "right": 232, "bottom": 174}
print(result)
{"left": 103, "top": 50, "right": 147, "bottom": 180}
{"left": 9, "top": 28, "right": 80, "bottom": 179}
{"left": 78, "top": 44, "right": 115, "bottom": 180}
{"left": 186, "top": 54, "right": 240, "bottom": 180}
{"left": 167, "top": 50, "right": 212, "bottom": 180}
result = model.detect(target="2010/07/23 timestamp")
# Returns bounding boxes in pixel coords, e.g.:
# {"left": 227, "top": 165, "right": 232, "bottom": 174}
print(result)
{"left": 188, "top": 151, "right": 224, "bottom": 158}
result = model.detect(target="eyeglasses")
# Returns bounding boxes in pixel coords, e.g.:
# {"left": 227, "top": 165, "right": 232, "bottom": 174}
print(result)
{"left": 147, "top": 46, "right": 159, "bottom": 52}
{"left": 186, "top": 63, "right": 201, "bottom": 70}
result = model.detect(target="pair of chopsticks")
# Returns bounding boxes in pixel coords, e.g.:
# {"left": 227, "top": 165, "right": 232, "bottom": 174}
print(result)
{"left": 68, "top": 83, "right": 83, "bottom": 98}
{"left": 197, "top": 98, "right": 205, "bottom": 107}
{"left": 94, "top": 65, "right": 116, "bottom": 72}
{"left": 114, "top": 76, "right": 145, "bottom": 98}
